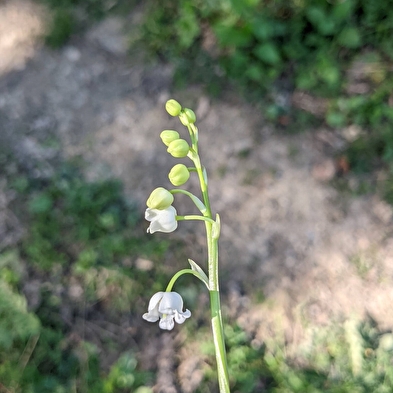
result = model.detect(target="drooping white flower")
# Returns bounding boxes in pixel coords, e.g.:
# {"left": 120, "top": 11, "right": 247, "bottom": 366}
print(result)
{"left": 142, "top": 291, "right": 191, "bottom": 330}
{"left": 145, "top": 206, "right": 178, "bottom": 234}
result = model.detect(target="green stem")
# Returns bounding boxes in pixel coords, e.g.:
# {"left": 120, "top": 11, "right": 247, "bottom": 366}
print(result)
{"left": 189, "top": 143, "right": 229, "bottom": 392}
{"left": 176, "top": 215, "right": 215, "bottom": 224}
{"left": 170, "top": 189, "right": 207, "bottom": 214}
{"left": 165, "top": 269, "right": 203, "bottom": 292}
{"left": 188, "top": 123, "right": 199, "bottom": 154}
{"left": 205, "top": 221, "right": 230, "bottom": 393}
{"left": 194, "top": 155, "right": 211, "bottom": 216}
{"left": 210, "top": 290, "right": 230, "bottom": 392}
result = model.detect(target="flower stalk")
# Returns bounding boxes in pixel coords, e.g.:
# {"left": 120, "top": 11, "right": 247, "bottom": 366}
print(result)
{"left": 185, "top": 113, "right": 230, "bottom": 391}
{"left": 203, "top": 199, "right": 230, "bottom": 393}
{"left": 143, "top": 99, "right": 230, "bottom": 392}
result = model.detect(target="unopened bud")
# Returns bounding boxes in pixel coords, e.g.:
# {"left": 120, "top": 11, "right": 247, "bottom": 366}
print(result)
{"left": 168, "top": 164, "right": 190, "bottom": 186}
{"left": 179, "top": 108, "right": 196, "bottom": 126}
{"left": 165, "top": 99, "right": 182, "bottom": 117}
{"left": 160, "top": 130, "right": 180, "bottom": 146}
{"left": 167, "top": 139, "right": 190, "bottom": 158}
{"left": 146, "top": 187, "right": 174, "bottom": 209}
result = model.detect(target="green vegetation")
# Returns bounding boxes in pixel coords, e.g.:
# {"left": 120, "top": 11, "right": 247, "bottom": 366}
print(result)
{"left": 4, "top": 1, "right": 393, "bottom": 390}
{"left": 265, "top": 318, "right": 393, "bottom": 393}
{"left": 195, "top": 320, "right": 393, "bottom": 393}
{"left": 38, "top": 0, "right": 393, "bottom": 203}
{"left": 22, "top": 163, "right": 158, "bottom": 270}
{"left": 0, "top": 258, "right": 155, "bottom": 392}
{"left": 40, "top": 0, "right": 136, "bottom": 47}
{"left": 0, "top": 160, "right": 168, "bottom": 392}
{"left": 141, "top": 0, "right": 393, "bottom": 204}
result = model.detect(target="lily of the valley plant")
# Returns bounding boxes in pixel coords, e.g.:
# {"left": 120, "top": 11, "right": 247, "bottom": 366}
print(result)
{"left": 142, "top": 99, "right": 230, "bottom": 392}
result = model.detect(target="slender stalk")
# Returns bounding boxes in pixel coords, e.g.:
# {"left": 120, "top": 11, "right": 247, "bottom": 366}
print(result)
{"left": 194, "top": 155, "right": 212, "bottom": 216}
{"left": 191, "top": 145, "right": 230, "bottom": 393}
{"left": 166, "top": 269, "right": 202, "bottom": 292}
{"left": 206, "top": 221, "right": 230, "bottom": 393}
{"left": 170, "top": 189, "right": 207, "bottom": 214}
{"left": 176, "top": 215, "right": 215, "bottom": 224}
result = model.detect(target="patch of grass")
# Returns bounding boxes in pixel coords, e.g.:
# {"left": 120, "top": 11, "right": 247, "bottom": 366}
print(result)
{"left": 0, "top": 158, "right": 170, "bottom": 392}
{"left": 38, "top": 0, "right": 139, "bottom": 47}
{"left": 141, "top": 0, "right": 393, "bottom": 206}
{"left": 45, "top": 9, "right": 74, "bottom": 48}
{"left": 192, "top": 318, "right": 393, "bottom": 393}
{"left": 17, "top": 162, "right": 166, "bottom": 272}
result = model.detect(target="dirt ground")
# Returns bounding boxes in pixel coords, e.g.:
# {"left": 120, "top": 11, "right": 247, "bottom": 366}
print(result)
{"left": 1, "top": 0, "right": 393, "bottom": 390}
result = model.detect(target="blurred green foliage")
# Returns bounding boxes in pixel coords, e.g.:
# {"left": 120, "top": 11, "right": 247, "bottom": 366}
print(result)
{"left": 4, "top": 1, "right": 393, "bottom": 388}
{"left": 39, "top": 0, "right": 137, "bottom": 47}
{"left": 195, "top": 319, "right": 393, "bottom": 392}
{"left": 0, "top": 252, "right": 154, "bottom": 392}
{"left": 21, "top": 163, "right": 167, "bottom": 272}
{"left": 142, "top": 0, "right": 393, "bottom": 204}
{"left": 39, "top": 0, "right": 393, "bottom": 203}
{"left": 45, "top": 9, "right": 74, "bottom": 48}
{"left": 0, "top": 161, "right": 169, "bottom": 392}
{"left": 143, "top": 0, "right": 393, "bottom": 93}
{"left": 197, "top": 325, "right": 270, "bottom": 393}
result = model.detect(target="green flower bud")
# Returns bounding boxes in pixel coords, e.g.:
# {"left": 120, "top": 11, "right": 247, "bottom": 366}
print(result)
{"left": 160, "top": 130, "right": 180, "bottom": 146}
{"left": 165, "top": 99, "right": 182, "bottom": 116}
{"left": 146, "top": 187, "right": 174, "bottom": 209}
{"left": 179, "top": 108, "right": 196, "bottom": 126}
{"left": 167, "top": 139, "right": 190, "bottom": 158}
{"left": 168, "top": 164, "right": 190, "bottom": 186}
{"left": 185, "top": 108, "right": 196, "bottom": 123}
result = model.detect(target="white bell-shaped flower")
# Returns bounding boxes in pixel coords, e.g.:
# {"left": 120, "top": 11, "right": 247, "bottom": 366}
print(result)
{"left": 142, "top": 291, "right": 191, "bottom": 330}
{"left": 145, "top": 206, "right": 178, "bottom": 234}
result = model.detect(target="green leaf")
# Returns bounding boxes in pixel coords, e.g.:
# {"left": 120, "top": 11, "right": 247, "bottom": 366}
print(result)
{"left": 175, "top": 3, "right": 200, "bottom": 49}
{"left": 28, "top": 194, "right": 53, "bottom": 214}
{"left": 229, "top": 51, "right": 249, "bottom": 75}
{"left": 252, "top": 18, "right": 272, "bottom": 40}
{"left": 338, "top": 27, "right": 362, "bottom": 49}
{"left": 45, "top": 9, "right": 74, "bottom": 48}
{"left": 0, "top": 281, "right": 40, "bottom": 349}
{"left": 319, "top": 64, "right": 340, "bottom": 85}
{"left": 333, "top": 0, "right": 355, "bottom": 21}
{"left": 306, "top": 6, "right": 326, "bottom": 25}
{"left": 326, "top": 111, "right": 346, "bottom": 128}
{"left": 318, "top": 19, "right": 337, "bottom": 35}
{"left": 253, "top": 42, "right": 281, "bottom": 65}
{"left": 214, "top": 23, "right": 253, "bottom": 47}
{"left": 245, "top": 64, "right": 264, "bottom": 82}
{"left": 188, "top": 259, "right": 209, "bottom": 288}
{"left": 306, "top": 6, "right": 337, "bottom": 35}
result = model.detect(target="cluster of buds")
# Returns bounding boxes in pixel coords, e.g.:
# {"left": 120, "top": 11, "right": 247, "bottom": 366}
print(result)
{"left": 144, "top": 100, "right": 199, "bottom": 236}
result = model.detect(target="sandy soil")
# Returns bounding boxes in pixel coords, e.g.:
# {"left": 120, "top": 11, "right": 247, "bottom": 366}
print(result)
{"left": 1, "top": 0, "right": 393, "bottom": 390}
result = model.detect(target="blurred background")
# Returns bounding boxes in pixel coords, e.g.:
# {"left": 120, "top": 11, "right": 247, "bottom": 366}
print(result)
{"left": 1, "top": 0, "right": 393, "bottom": 392}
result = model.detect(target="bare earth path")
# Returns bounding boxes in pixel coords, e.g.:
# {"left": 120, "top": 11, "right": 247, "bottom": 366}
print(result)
{"left": 1, "top": 0, "right": 393, "bottom": 387}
